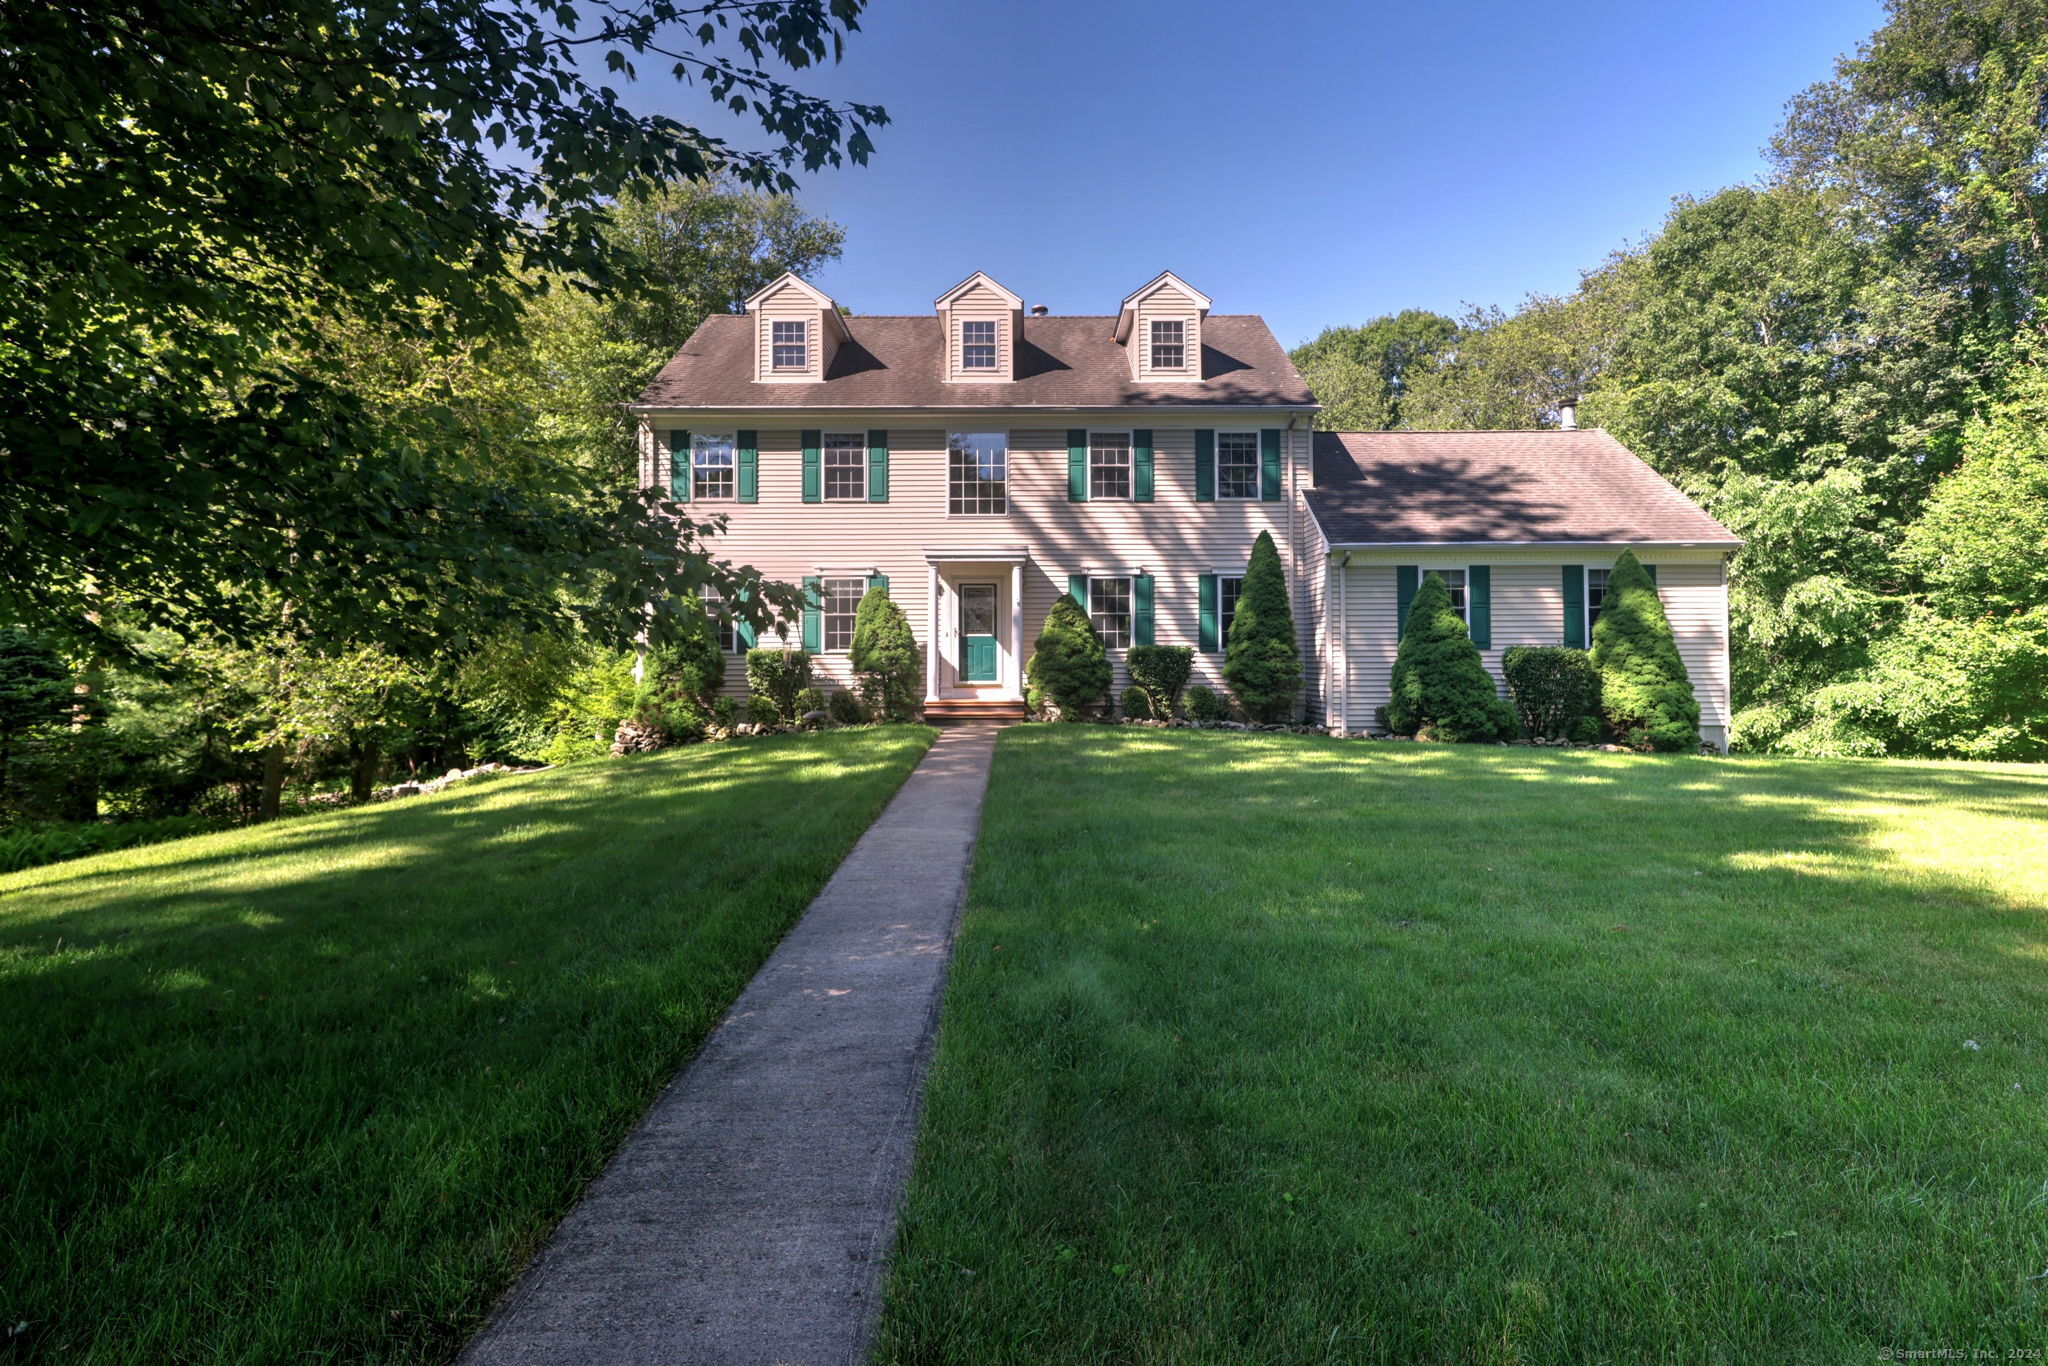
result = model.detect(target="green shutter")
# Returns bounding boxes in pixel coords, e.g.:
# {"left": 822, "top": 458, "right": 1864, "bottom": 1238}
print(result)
{"left": 868, "top": 429, "right": 889, "bottom": 503}
{"left": 1260, "top": 428, "right": 1282, "bottom": 502}
{"left": 1133, "top": 429, "right": 1154, "bottom": 502}
{"left": 1645, "top": 564, "right": 1659, "bottom": 587}
{"left": 1068, "top": 429, "right": 1089, "bottom": 502}
{"left": 868, "top": 572, "right": 889, "bottom": 595}
{"left": 800, "top": 575, "right": 822, "bottom": 652}
{"left": 1396, "top": 565, "right": 1419, "bottom": 640}
{"left": 1133, "top": 573, "right": 1155, "bottom": 646}
{"left": 734, "top": 584, "right": 757, "bottom": 650}
{"left": 1469, "top": 565, "right": 1492, "bottom": 649}
{"left": 1194, "top": 429, "right": 1216, "bottom": 502}
{"left": 801, "top": 430, "right": 822, "bottom": 504}
{"left": 1198, "top": 573, "right": 1220, "bottom": 652}
{"left": 1562, "top": 565, "right": 1585, "bottom": 648}
{"left": 1067, "top": 573, "right": 1088, "bottom": 611}
{"left": 668, "top": 430, "right": 691, "bottom": 502}
{"left": 737, "top": 429, "right": 757, "bottom": 503}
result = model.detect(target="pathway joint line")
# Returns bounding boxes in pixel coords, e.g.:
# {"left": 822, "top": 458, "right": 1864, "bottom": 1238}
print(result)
{"left": 458, "top": 723, "right": 1002, "bottom": 1366}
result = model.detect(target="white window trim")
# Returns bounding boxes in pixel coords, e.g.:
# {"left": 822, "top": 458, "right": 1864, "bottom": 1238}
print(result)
{"left": 821, "top": 431, "right": 867, "bottom": 502}
{"left": 771, "top": 319, "right": 808, "bottom": 371}
{"left": 1584, "top": 565, "right": 1615, "bottom": 644}
{"left": 1088, "top": 575, "right": 1134, "bottom": 650}
{"left": 945, "top": 430, "right": 1011, "bottom": 518}
{"left": 820, "top": 575, "right": 866, "bottom": 654}
{"left": 1214, "top": 429, "right": 1261, "bottom": 501}
{"left": 1218, "top": 570, "right": 1246, "bottom": 647}
{"left": 1088, "top": 429, "right": 1134, "bottom": 502}
{"left": 960, "top": 319, "right": 999, "bottom": 371}
{"left": 1148, "top": 317, "right": 1188, "bottom": 372}
{"left": 1419, "top": 565, "right": 1472, "bottom": 625}
{"left": 692, "top": 431, "right": 738, "bottom": 502}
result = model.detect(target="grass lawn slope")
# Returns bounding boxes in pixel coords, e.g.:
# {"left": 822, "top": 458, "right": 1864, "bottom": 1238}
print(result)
{"left": 0, "top": 728, "right": 932, "bottom": 1364}
{"left": 876, "top": 728, "right": 2048, "bottom": 1363}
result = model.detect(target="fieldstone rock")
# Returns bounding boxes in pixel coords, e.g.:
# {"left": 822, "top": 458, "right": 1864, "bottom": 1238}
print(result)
{"left": 391, "top": 783, "right": 422, "bottom": 797}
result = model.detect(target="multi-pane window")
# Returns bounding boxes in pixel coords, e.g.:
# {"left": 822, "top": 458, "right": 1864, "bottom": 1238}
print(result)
{"left": 1150, "top": 319, "right": 1185, "bottom": 370}
{"left": 822, "top": 577, "right": 865, "bottom": 652}
{"left": 1217, "top": 432, "right": 1260, "bottom": 500}
{"left": 948, "top": 432, "right": 1008, "bottom": 515}
{"left": 701, "top": 588, "right": 739, "bottom": 654}
{"left": 1437, "top": 568, "right": 1468, "bottom": 623}
{"left": 1219, "top": 574, "right": 1245, "bottom": 646}
{"left": 693, "top": 433, "right": 735, "bottom": 501}
{"left": 1090, "top": 577, "right": 1132, "bottom": 648}
{"left": 824, "top": 432, "right": 866, "bottom": 501}
{"left": 771, "top": 319, "right": 807, "bottom": 370}
{"left": 1586, "top": 567, "right": 1610, "bottom": 640}
{"left": 1090, "top": 432, "right": 1132, "bottom": 500}
{"left": 962, "top": 320, "right": 998, "bottom": 370}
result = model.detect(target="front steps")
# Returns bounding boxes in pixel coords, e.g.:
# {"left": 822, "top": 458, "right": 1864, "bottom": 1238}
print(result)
{"left": 922, "top": 697, "right": 1029, "bottom": 724}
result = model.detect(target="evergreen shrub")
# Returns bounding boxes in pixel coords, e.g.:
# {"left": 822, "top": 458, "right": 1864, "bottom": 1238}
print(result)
{"left": 1501, "top": 646, "right": 1602, "bottom": 739}
{"left": 1590, "top": 550, "right": 1700, "bottom": 751}
{"left": 828, "top": 690, "right": 867, "bottom": 725}
{"left": 1125, "top": 645, "right": 1193, "bottom": 718}
{"left": 1184, "top": 685, "right": 1232, "bottom": 722}
{"left": 1119, "top": 686, "right": 1152, "bottom": 720}
{"left": 744, "top": 648, "right": 812, "bottom": 726}
{"left": 849, "top": 587, "right": 922, "bottom": 721}
{"left": 1025, "top": 594, "right": 1110, "bottom": 720}
{"left": 1222, "top": 531, "right": 1302, "bottom": 722}
{"left": 1385, "top": 572, "right": 1518, "bottom": 742}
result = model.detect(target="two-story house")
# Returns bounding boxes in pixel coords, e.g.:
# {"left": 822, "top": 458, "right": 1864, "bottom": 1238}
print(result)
{"left": 633, "top": 270, "right": 1741, "bottom": 748}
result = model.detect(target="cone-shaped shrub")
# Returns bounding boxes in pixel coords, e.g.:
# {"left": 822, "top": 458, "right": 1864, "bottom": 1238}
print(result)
{"left": 1223, "top": 530, "right": 1302, "bottom": 722}
{"left": 1590, "top": 549, "right": 1700, "bottom": 751}
{"left": 1385, "top": 572, "right": 1518, "bottom": 741}
{"left": 849, "top": 587, "right": 923, "bottom": 721}
{"left": 1025, "top": 593, "right": 1110, "bottom": 720}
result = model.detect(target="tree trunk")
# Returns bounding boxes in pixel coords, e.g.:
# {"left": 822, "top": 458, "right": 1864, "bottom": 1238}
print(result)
{"left": 349, "top": 741, "right": 380, "bottom": 804}
{"left": 257, "top": 745, "right": 285, "bottom": 822}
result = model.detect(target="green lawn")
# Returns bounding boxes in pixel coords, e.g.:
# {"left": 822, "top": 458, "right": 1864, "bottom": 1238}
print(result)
{"left": 875, "top": 728, "right": 2048, "bottom": 1364}
{"left": 0, "top": 728, "right": 932, "bottom": 1365}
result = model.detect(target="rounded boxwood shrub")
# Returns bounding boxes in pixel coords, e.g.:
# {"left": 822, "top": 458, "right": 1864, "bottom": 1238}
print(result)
{"left": 1184, "top": 684, "right": 1232, "bottom": 722}
{"left": 743, "top": 647, "right": 812, "bottom": 726}
{"left": 1385, "top": 572, "right": 1517, "bottom": 742}
{"left": 1223, "top": 530, "right": 1302, "bottom": 722}
{"left": 1501, "top": 645, "right": 1602, "bottom": 739}
{"left": 828, "top": 689, "right": 867, "bottom": 726}
{"left": 1119, "top": 685, "right": 1152, "bottom": 719}
{"left": 1590, "top": 550, "right": 1700, "bottom": 752}
{"left": 1025, "top": 593, "right": 1110, "bottom": 720}
{"left": 849, "top": 587, "right": 922, "bottom": 722}
{"left": 1125, "top": 644, "right": 1193, "bottom": 719}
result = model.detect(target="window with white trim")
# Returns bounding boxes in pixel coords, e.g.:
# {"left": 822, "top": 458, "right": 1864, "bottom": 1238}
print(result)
{"left": 948, "top": 432, "right": 1008, "bottom": 515}
{"left": 1089, "top": 432, "right": 1131, "bottom": 500}
{"left": 701, "top": 587, "right": 740, "bottom": 654}
{"left": 823, "top": 432, "right": 866, "bottom": 501}
{"left": 1219, "top": 574, "right": 1245, "bottom": 645}
{"left": 822, "top": 577, "right": 865, "bottom": 652}
{"left": 1217, "top": 431, "right": 1260, "bottom": 500}
{"left": 692, "top": 432, "right": 736, "bottom": 501}
{"left": 1437, "top": 568, "right": 1468, "bottom": 623}
{"left": 961, "top": 319, "right": 998, "bottom": 370}
{"left": 1090, "top": 577, "right": 1132, "bottom": 648}
{"left": 771, "top": 319, "right": 807, "bottom": 370}
{"left": 1150, "top": 318, "right": 1185, "bottom": 370}
{"left": 1586, "top": 567, "right": 1610, "bottom": 640}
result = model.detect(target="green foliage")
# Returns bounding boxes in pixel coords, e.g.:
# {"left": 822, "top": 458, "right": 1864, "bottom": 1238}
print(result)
{"left": 537, "top": 651, "right": 641, "bottom": 766}
{"left": 1590, "top": 552, "right": 1701, "bottom": 752}
{"left": 0, "top": 628, "right": 71, "bottom": 816}
{"left": 1183, "top": 685, "right": 1233, "bottom": 723}
{"left": 794, "top": 687, "right": 827, "bottom": 721}
{"left": 744, "top": 649, "right": 813, "bottom": 727}
{"left": 710, "top": 697, "right": 743, "bottom": 730}
{"left": 849, "top": 588, "right": 923, "bottom": 722}
{"left": 644, "top": 595, "right": 726, "bottom": 712}
{"left": 1025, "top": 595, "right": 1111, "bottom": 721}
{"left": 1401, "top": 295, "right": 1610, "bottom": 431}
{"left": 1288, "top": 310, "right": 1459, "bottom": 431}
{"left": 828, "top": 690, "right": 868, "bottom": 726}
{"left": 1385, "top": 574, "right": 1518, "bottom": 742}
{"left": 1500, "top": 647, "right": 1603, "bottom": 740}
{"left": 1222, "top": 532, "right": 1302, "bottom": 723}
{"left": 1119, "top": 686, "right": 1153, "bottom": 720}
{"left": 0, "top": 814, "right": 227, "bottom": 876}
{"left": 1124, "top": 645, "right": 1193, "bottom": 719}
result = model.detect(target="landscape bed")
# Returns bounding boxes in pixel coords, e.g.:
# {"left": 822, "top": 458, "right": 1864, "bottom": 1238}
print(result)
{"left": 0, "top": 727, "right": 933, "bottom": 1364}
{"left": 875, "top": 727, "right": 2048, "bottom": 1362}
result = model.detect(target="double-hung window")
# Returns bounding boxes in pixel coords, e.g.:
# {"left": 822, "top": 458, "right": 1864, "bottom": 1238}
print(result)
{"left": 701, "top": 587, "right": 740, "bottom": 654}
{"left": 692, "top": 433, "right": 736, "bottom": 501}
{"left": 948, "top": 432, "right": 1008, "bottom": 515}
{"left": 823, "top": 432, "right": 866, "bottom": 501}
{"left": 772, "top": 320, "right": 807, "bottom": 370}
{"left": 1437, "top": 568, "right": 1469, "bottom": 624}
{"left": 1216, "top": 432, "right": 1260, "bottom": 500}
{"left": 1089, "top": 432, "right": 1132, "bottom": 500}
{"left": 822, "top": 577, "right": 865, "bottom": 652}
{"left": 1585, "top": 567, "right": 1610, "bottom": 641}
{"left": 962, "top": 320, "right": 998, "bottom": 370}
{"left": 1150, "top": 319, "right": 1185, "bottom": 370}
{"left": 1090, "top": 577, "right": 1132, "bottom": 648}
{"left": 1219, "top": 574, "right": 1245, "bottom": 645}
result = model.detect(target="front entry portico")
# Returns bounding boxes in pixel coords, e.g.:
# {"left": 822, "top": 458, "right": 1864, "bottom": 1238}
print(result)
{"left": 925, "top": 547, "right": 1028, "bottom": 702}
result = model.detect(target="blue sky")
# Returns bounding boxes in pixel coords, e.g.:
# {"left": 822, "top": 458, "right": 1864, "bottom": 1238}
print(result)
{"left": 637, "top": 0, "right": 1883, "bottom": 346}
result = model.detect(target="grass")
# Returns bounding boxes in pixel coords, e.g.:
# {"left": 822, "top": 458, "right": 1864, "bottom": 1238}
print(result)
{"left": 0, "top": 727, "right": 933, "bottom": 1365}
{"left": 875, "top": 728, "right": 2048, "bottom": 1364}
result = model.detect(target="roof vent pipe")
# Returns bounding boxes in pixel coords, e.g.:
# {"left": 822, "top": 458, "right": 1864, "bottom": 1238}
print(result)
{"left": 1557, "top": 397, "right": 1579, "bottom": 431}
{"left": 1029, "top": 304, "right": 1049, "bottom": 316}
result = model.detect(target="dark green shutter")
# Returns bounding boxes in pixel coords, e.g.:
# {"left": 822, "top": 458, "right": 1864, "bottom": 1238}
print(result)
{"left": 1133, "top": 429, "right": 1154, "bottom": 502}
{"left": 1067, "top": 573, "right": 1088, "bottom": 610}
{"left": 1199, "top": 573, "right": 1220, "bottom": 652}
{"left": 1396, "top": 565, "right": 1419, "bottom": 640}
{"left": 1645, "top": 564, "right": 1659, "bottom": 587}
{"left": 1194, "top": 429, "right": 1216, "bottom": 502}
{"left": 800, "top": 575, "right": 822, "bottom": 651}
{"left": 737, "top": 429, "right": 758, "bottom": 503}
{"left": 735, "top": 584, "right": 757, "bottom": 650}
{"left": 1562, "top": 565, "right": 1585, "bottom": 648}
{"left": 1133, "top": 574, "right": 1155, "bottom": 646}
{"left": 1260, "top": 428, "right": 1282, "bottom": 502}
{"left": 668, "top": 430, "right": 690, "bottom": 502}
{"left": 868, "top": 572, "right": 889, "bottom": 595}
{"left": 801, "top": 430, "right": 822, "bottom": 504}
{"left": 1068, "top": 429, "right": 1088, "bottom": 502}
{"left": 868, "top": 429, "right": 889, "bottom": 503}
{"left": 1469, "top": 565, "right": 1492, "bottom": 649}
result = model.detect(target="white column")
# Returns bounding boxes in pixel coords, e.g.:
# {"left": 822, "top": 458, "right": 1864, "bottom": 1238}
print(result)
{"left": 1009, "top": 560, "right": 1025, "bottom": 697}
{"left": 925, "top": 561, "right": 941, "bottom": 701}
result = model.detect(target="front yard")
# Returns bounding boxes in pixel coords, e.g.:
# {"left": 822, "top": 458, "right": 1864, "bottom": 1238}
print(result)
{"left": 875, "top": 728, "right": 2048, "bottom": 1362}
{"left": 0, "top": 728, "right": 933, "bottom": 1364}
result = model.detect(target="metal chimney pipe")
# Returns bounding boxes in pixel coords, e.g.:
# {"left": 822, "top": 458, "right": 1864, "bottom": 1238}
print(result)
{"left": 1558, "top": 397, "right": 1579, "bottom": 431}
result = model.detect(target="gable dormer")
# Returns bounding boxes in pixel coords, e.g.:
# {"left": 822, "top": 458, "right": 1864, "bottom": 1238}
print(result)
{"left": 935, "top": 271, "right": 1023, "bottom": 383}
{"left": 1115, "top": 271, "right": 1211, "bottom": 383}
{"left": 744, "top": 272, "right": 849, "bottom": 383}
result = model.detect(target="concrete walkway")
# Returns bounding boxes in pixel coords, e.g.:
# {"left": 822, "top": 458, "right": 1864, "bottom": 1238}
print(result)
{"left": 459, "top": 724, "right": 1002, "bottom": 1366}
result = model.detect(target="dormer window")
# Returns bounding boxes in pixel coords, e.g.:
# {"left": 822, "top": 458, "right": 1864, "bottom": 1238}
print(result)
{"left": 962, "top": 320, "right": 998, "bottom": 370}
{"left": 772, "top": 320, "right": 807, "bottom": 370}
{"left": 1150, "top": 319, "right": 1186, "bottom": 370}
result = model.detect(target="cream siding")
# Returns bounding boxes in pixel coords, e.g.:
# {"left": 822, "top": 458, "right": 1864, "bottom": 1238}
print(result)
{"left": 750, "top": 281, "right": 836, "bottom": 383}
{"left": 941, "top": 282, "right": 1016, "bottom": 383}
